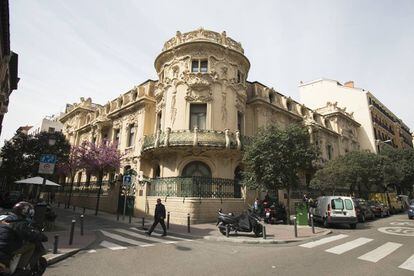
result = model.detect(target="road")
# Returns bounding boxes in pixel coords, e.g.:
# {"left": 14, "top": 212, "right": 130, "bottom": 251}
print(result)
{"left": 45, "top": 213, "right": 414, "bottom": 276}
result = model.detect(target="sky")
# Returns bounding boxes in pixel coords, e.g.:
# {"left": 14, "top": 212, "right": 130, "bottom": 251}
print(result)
{"left": 2, "top": 0, "right": 414, "bottom": 145}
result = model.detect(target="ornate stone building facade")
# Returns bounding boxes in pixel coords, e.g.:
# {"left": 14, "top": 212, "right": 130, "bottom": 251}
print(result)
{"left": 58, "top": 29, "right": 360, "bottom": 223}
{"left": 0, "top": 0, "right": 19, "bottom": 135}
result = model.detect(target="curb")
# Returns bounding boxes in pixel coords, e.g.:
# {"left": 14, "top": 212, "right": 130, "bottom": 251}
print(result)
{"left": 46, "top": 232, "right": 97, "bottom": 266}
{"left": 203, "top": 229, "right": 332, "bottom": 244}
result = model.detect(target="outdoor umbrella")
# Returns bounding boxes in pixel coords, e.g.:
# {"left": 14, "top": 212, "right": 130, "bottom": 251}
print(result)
{"left": 15, "top": 176, "right": 61, "bottom": 187}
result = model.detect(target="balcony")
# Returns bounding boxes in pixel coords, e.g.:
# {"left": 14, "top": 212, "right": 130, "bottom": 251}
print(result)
{"left": 142, "top": 129, "right": 252, "bottom": 153}
{"left": 148, "top": 176, "right": 242, "bottom": 198}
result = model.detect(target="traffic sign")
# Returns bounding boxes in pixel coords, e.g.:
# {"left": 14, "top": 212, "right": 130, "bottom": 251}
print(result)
{"left": 38, "top": 162, "right": 55, "bottom": 175}
{"left": 40, "top": 154, "right": 57, "bottom": 164}
{"left": 123, "top": 175, "right": 132, "bottom": 186}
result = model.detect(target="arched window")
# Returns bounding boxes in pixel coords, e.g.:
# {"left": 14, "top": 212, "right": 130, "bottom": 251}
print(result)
{"left": 182, "top": 161, "right": 211, "bottom": 177}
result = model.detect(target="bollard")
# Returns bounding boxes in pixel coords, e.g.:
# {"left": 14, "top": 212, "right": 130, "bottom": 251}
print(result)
{"left": 142, "top": 217, "right": 145, "bottom": 229}
{"left": 80, "top": 215, "right": 84, "bottom": 236}
{"left": 69, "top": 219, "right": 76, "bottom": 245}
{"left": 117, "top": 211, "right": 120, "bottom": 221}
{"left": 73, "top": 205, "right": 76, "bottom": 212}
{"left": 167, "top": 212, "right": 170, "bottom": 230}
{"left": 311, "top": 214, "right": 315, "bottom": 234}
{"left": 225, "top": 224, "right": 229, "bottom": 238}
{"left": 263, "top": 225, "right": 266, "bottom": 239}
{"left": 293, "top": 216, "right": 298, "bottom": 238}
{"left": 53, "top": 234, "right": 59, "bottom": 254}
{"left": 83, "top": 207, "right": 86, "bottom": 214}
{"left": 187, "top": 213, "right": 190, "bottom": 233}
{"left": 129, "top": 213, "right": 132, "bottom": 224}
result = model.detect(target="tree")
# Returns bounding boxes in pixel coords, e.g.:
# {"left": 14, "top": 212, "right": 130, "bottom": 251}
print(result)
{"left": 310, "top": 151, "right": 383, "bottom": 198}
{"left": 0, "top": 130, "right": 70, "bottom": 187}
{"left": 380, "top": 147, "right": 414, "bottom": 195}
{"left": 242, "top": 124, "right": 317, "bottom": 220}
{"left": 78, "top": 141, "right": 121, "bottom": 215}
{"left": 0, "top": 131, "right": 34, "bottom": 185}
{"left": 56, "top": 145, "right": 84, "bottom": 207}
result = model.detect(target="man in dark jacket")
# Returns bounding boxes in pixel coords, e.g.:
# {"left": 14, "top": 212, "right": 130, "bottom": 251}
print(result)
{"left": 146, "top": 198, "right": 167, "bottom": 236}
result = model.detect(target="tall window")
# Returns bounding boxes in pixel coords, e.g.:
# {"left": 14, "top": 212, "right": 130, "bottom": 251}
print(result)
{"left": 326, "top": 144, "right": 333, "bottom": 160}
{"left": 191, "top": 59, "right": 208, "bottom": 73}
{"left": 237, "top": 112, "right": 244, "bottom": 134}
{"left": 114, "top": 129, "right": 120, "bottom": 148}
{"left": 157, "top": 112, "right": 162, "bottom": 131}
{"left": 127, "top": 124, "right": 135, "bottom": 147}
{"left": 237, "top": 70, "right": 244, "bottom": 83}
{"left": 190, "top": 104, "right": 207, "bottom": 130}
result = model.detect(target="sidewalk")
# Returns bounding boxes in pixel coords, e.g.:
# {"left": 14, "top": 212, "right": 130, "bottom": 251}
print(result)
{"left": 43, "top": 207, "right": 96, "bottom": 265}
{"left": 50, "top": 203, "right": 331, "bottom": 246}
{"left": 42, "top": 204, "right": 331, "bottom": 265}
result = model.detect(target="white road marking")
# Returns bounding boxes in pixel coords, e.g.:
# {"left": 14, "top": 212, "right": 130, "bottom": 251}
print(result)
{"left": 129, "top": 227, "right": 193, "bottom": 242}
{"left": 399, "top": 254, "right": 414, "bottom": 272}
{"left": 99, "top": 241, "right": 127, "bottom": 251}
{"left": 100, "top": 230, "right": 154, "bottom": 247}
{"left": 299, "top": 234, "right": 349, "bottom": 248}
{"left": 114, "top": 228, "right": 177, "bottom": 244}
{"left": 325, "top": 238, "right": 373, "bottom": 255}
{"left": 358, "top": 242, "right": 402, "bottom": 263}
{"left": 87, "top": 249, "right": 96, "bottom": 253}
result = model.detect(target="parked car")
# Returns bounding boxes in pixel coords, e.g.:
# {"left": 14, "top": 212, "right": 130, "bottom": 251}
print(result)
{"left": 310, "top": 196, "right": 357, "bottom": 229}
{"left": 408, "top": 205, "right": 414, "bottom": 219}
{"left": 367, "top": 200, "right": 390, "bottom": 218}
{"left": 353, "top": 198, "right": 375, "bottom": 222}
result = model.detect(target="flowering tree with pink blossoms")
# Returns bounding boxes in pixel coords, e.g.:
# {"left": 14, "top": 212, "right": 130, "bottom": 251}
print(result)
{"left": 56, "top": 145, "right": 84, "bottom": 208}
{"left": 78, "top": 141, "right": 121, "bottom": 215}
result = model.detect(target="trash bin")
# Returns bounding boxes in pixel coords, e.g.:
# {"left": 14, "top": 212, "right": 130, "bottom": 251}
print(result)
{"left": 295, "top": 202, "right": 309, "bottom": 226}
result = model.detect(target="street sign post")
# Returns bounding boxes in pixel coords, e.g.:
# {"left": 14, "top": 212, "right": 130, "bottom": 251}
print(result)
{"left": 122, "top": 175, "right": 135, "bottom": 220}
{"left": 37, "top": 154, "right": 57, "bottom": 201}
{"left": 38, "top": 154, "right": 57, "bottom": 175}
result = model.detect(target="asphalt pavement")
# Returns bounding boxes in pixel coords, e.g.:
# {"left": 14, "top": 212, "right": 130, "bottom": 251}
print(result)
{"left": 45, "top": 213, "right": 414, "bottom": 276}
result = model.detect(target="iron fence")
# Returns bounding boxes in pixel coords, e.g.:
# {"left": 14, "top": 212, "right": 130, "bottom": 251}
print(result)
{"left": 148, "top": 176, "right": 242, "bottom": 198}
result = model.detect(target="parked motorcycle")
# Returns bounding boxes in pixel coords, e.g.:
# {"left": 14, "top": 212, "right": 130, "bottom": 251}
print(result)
{"left": 217, "top": 208, "right": 263, "bottom": 237}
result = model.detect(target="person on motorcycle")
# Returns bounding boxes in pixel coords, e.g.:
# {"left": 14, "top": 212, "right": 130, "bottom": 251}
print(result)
{"left": 0, "top": 201, "right": 47, "bottom": 274}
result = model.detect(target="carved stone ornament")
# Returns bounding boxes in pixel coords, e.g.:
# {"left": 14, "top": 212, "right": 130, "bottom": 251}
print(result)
{"left": 185, "top": 89, "right": 213, "bottom": 102}
{"left": 182, "top": 71, "right": 218, "bottom": 92}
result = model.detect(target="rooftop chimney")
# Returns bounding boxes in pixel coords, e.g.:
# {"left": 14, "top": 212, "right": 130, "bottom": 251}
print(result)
{"left": 344, "top": 81, "right": 354, "bottom": 88}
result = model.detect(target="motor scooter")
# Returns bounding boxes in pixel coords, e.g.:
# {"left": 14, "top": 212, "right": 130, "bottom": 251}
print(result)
{"left": 216, "top": 208, "right": 263, "bottom": 237}
{"left": 0, "top": 214, "right": 48, "bottom": 276}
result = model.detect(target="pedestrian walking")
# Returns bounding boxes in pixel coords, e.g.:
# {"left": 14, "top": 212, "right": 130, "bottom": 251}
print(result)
{"left": 146, "top": 198, "right": 167, "bottom": 237}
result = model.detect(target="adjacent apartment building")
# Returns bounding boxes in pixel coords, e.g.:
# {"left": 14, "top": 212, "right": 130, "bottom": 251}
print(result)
{"left": 27, "top": 114, "right": 63, "bottom": 136}
{"left": 57, "top": 29, "right": 361, "bottom": 223}
{"left": 0, "top": 0, "right": 19, "bottom": 136}
{"left": 299, "top": 79, "right": 412, "bottom": 153}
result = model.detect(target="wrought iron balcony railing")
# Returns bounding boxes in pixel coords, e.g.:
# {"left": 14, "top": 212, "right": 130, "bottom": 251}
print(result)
{"left": 142, "top": 128, "right": 252, "bottom": 152}
{"left": 148, "top": 176, "right": 242, "bottom": 198}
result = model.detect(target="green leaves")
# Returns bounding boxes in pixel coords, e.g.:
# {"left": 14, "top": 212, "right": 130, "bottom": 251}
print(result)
{"left": 310, "top": 148, "right": 414, "bottom": 196}
{"left": 0, "top": 131, "right": 71, "bottom": 184}
{"left": 242, "top": 124, "right": 317, "bottom": 192}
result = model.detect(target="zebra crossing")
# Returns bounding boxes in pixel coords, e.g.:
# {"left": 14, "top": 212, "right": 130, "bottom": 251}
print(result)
{"left": 96, "top": 227, "right": 193, "bottom": 251}
{"left": 299, "top": 234, "right": 414, "bottom": 272}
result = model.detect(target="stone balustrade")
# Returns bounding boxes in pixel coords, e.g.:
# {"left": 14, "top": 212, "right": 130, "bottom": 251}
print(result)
{"left": 142, "top": 128, "right": 251, "bottom": 152}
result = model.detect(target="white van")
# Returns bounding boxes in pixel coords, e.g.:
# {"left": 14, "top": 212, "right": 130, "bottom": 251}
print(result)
{"left": 310, "top": 196, "right": 358, "bottom": 229}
